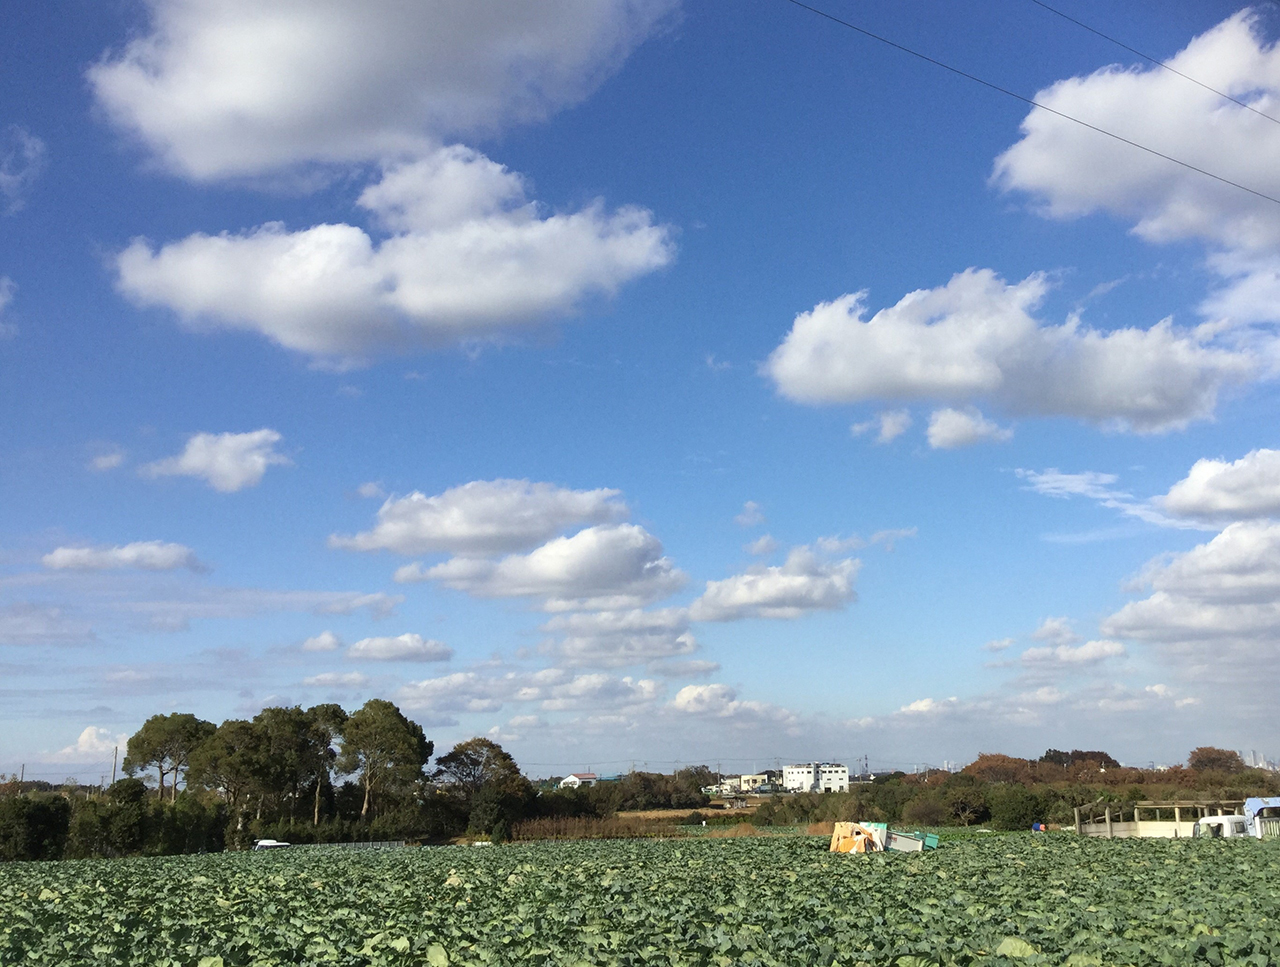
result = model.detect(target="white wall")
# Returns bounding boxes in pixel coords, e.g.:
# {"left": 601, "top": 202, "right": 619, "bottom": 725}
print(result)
{"left": 783, "top": 764, "right": 815, "bottom": 792}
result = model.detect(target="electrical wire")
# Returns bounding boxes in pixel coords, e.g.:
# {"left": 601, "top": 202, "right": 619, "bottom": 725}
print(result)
{"left": 1025, "top": 0, "right": 1280, "bottom": 128}
{"left": 780, "top": 0, "right": 1280, "bottom": 208}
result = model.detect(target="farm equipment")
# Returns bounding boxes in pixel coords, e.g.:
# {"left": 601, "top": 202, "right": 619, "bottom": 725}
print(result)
{"left": 829, "top": 822, "right": 939, "bottom": 854}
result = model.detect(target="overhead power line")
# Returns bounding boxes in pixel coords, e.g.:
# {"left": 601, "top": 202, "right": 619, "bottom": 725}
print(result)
{"left": 1025, "top": 0, "right": 1280, "bottom": 128}
{"left": 780, "top": 0, "right": 1280, "bottom": 208}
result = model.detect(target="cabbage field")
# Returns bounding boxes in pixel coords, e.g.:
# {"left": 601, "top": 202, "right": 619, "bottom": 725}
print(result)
{"left": 3, "top": 834, "right": 1280, "bottom": 966}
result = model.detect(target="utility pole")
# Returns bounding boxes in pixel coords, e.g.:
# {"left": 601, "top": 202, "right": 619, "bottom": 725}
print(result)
{"left": 112, "top": 746, "right": 118, "bottom": 786}
{"left": 18, "top": 764, "right": 23, "bottom": 785}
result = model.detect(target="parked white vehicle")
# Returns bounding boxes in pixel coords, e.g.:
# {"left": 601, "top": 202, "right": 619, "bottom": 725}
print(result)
{"left": 1193, "top": 816, "right": 1251, "bottom": 839}
{"left": 1194, "top": 799, "right": 1280, "bottom": 840}
{"left": 252, "top": 839, "right": 291, "bottom": 851}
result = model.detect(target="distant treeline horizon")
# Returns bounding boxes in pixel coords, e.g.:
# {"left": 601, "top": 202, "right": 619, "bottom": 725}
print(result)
{"left": 2, "top": 697, "right": 1275, "bottom": 862}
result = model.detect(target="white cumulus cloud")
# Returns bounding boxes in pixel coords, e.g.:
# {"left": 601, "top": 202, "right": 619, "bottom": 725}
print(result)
{"left": 89, "top": 0, "right": 677, "bottom": 180}
{"left": 897, "top": 697, "right": 959, "bottom": 715}
{"left": 1115, "top": 521, "right": 1280, "bottom": 611}
{"left": 407, "top": 523, "right": 684, "bottom": 611}
{"left": 539, "top": 673, "right": 661, "bottom": 712}
{"left": 689, "top": 545, "right": 859, "bottom": 621}
{"left": 1021, "top": 639, "right": 1126, "bottom": 665}
{"left": 116, "top": 148, "right": 673, "bottom": 363}
{"left": 926, "top": 406, "right": 1012, "bottom": 449}
{"left": 332, "top": 478, "right": 626, "bottom": 556}
{"left": 347, "top": 632, "right": 452, "bottom": 662}
{"left": 669, "top": 683, "right": 797, "bottom": 729}
{"left": 1031, "top": 616, "right": 1080, "bottom": 647}
{"left": 1161, "top": 448, "right": 1280, "bottom": 521}
{"left": 1201, "top": 250, "right": 1280, "bottom": 325}
{"left": 395, "top": 666, "right": 662, "bottom": 715}
{"left": 301, "top": 630, "right": 341, "bottom": 652}
{"left": 766, "top": 268, "right": 1252, "bottom": 433}
{"left": 541, "top": 608, "right": 695, "bottom": 667}
{"left": 1102, "top": 523, "right": 1280, "bottom": 701}
{"left": 42, "top": 541, "right": 205, "bottom": 573}
{"left": 50, "top": 726, "right": 128, "bottom": 762}
{"left": 993, "top": 12, "right": 1280, "bottom": 253}
{"left": 994, "top": 13, "right": 1280, "bottom": 336}
{"left": 140, "top": 429, "right": 290, "bottom": 492}
{"left": 397, "top": 671, "right": 510, "bottom": 714}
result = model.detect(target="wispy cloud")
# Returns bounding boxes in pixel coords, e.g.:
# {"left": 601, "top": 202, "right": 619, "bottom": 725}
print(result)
{"left": 1016, "top": 468, "right": 1204, "bottom": 530}
{"left": 0, "top": 126, "right": 46, "bottom": 214}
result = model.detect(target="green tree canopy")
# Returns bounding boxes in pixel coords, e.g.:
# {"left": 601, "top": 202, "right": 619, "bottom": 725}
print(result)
{"left": 304, "top": 703, "right": 348, "bottom": 825}
{"left": 336, "top": 699, "right": 432, "bottom": 818}
{"left": 123, "top": 713, "right": 216, "bottom": 801}
{"left": 433, "top": 737, "right": 526, "bottom": 800}
{"left": 253, "top": 706, "right": 314, "bottom": 819}
{"left": 188, "top": 719, "right": 264, "bottom": 812}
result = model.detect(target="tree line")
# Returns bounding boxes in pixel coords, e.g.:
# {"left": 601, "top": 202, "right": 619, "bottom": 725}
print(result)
{"left": 0, "top": 699, "right": 711, "bottom": 861}
{"left": 4, "top": 722, "right": 1270, "bottom": 861}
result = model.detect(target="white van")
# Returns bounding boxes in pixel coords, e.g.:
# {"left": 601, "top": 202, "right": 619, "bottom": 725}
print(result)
{"left": 1193, "top": 816, "right": 1250, "bottom": 839}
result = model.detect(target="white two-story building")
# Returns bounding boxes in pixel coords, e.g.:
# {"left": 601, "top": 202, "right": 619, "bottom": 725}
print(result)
{"left": 783, "top": 762, "right": 849, "bottom": 793}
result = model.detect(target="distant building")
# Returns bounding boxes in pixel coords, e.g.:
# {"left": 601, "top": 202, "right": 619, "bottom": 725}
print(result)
{"left": 702, "top": 778, "right": 740, "bottom": 797}
{"left": 739, "top": 773, "right": 768, "bottom": 792}
{"left": 559, "top": 773, "right": 597, "bottom": 789}
{"left": 783, "top": 762, "right": 849, "bottom": 793}
{"left": 782, "top": 764, "right": 812, "bottom": 792}
{"left": 817, "top": 763, "right": 849, "bottom": 792}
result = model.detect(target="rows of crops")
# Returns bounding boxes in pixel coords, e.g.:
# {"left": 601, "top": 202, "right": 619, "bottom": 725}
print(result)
{"left": 3, "top": 834, "right": 1279, "bottom": 966}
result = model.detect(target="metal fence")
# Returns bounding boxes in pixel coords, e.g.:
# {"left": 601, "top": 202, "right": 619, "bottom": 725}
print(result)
{"left": 308, "top": 840, "right": 407, "bottom": 850}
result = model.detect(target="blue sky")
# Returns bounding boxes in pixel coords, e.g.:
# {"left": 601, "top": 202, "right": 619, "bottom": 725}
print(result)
{"left": 4, "top": 0, "right": 1280, "bottom": 781}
